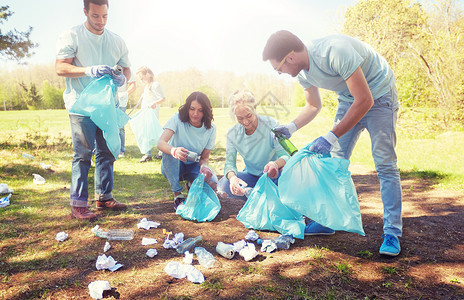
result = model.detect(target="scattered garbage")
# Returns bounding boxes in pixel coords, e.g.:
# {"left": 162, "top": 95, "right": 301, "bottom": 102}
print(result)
{"left": 274, "top": 235, "right": 295, "bottom": 250}
{"left": 194, "top": 247, "right": 216, "bottom": 268}
{"left": 0, "top": 183, "right": 13, "bottom": 194}
{"left": 245, "top": 230, "right": 259, "bottom": 241}
{"left": 183, "top": 251, "right": 193, "bottom": 264}
{"left": 40, "top": 163, "right": 53, "bottom": 172}
{"left": 137, "top": 218, "right": 160, "bottom": 230}
{"left": 216, "top": 242, "right": 235, "bottom": 259}
{"left": 22, "top": 153, "right": 34, "bottom": 159}
{"left": 95, "top": 254, "right": 123, "bottom": 271}
{"left": 0, "top": 193, "right": 11, "bottom": 208}
{"left": 55, "top": 231, "right": 68, "bottom": 242}
{"left": 88, "top": 280, "right": 111, "bottom": 300}
{"left": 232, "top": 240, "right": 246, "bottom": 252}
{"left": 239, "top": 243, "right": 259, "bottom": 261}
{"left": 141, "top": 237, "right": 158, "bottom": 246}
{"left": 92, "top": 225, "right": 134, "bottom": 240}
{"left": 164, "top": 261, "right": 205, "bottom": 284}
{"left": 103, "top": 241, "right": 111, "bottom": 252}
{"left": 260, "top": 239, "right": 277, "bottom": 253}
{"left": 175, "top": 235, "right": 202, "bottom": 254}
{"left": 146, "top": 248, "right": 158, "bottom": 258}
{"left": 162, "top": 228, "right": 172, "bottom": 235}
{"left": 32, "top": 174, "right": 45, "bottom": 185}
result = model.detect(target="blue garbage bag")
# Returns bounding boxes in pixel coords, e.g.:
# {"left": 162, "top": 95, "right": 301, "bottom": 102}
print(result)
{"left": 236, "top": 174, "right": 306, "bottom": 239}
{"left": 278, "top": 143, "right": 365, "bottom": 236}
{"left": 129, "top": 108, "right": 163, "bottom": 154}
{"left": 69, "top": 75, "right": 129, "bottom": 159}
{"left": 176, "top": 173, "right": 221, "bottom": 222}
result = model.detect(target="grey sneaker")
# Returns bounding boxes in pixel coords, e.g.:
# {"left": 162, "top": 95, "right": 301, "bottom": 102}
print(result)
{"left": 139, "top": 154, "right": 152, "bottom": 163}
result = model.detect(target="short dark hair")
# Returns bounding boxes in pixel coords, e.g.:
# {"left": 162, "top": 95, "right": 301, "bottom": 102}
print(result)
{"left": 178, "top": 91, "right": 214, "bottom": 129}
{"left": 262, "top": 30, "right": 305, "bottom": 62}
{"left": 84, "top": 0, "right": 108, "bottom": 11}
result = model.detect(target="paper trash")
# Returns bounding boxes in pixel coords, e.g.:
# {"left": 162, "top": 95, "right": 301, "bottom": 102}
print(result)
{"left": 137, "top": 217, "right": 161, "bottom": 230}
{"left": 141, "top": 237, "right": 158, "bottom": 246}
{"left": 146, "top": 248, "right": 158, "bottom": 258}
{"left": 95, "top": 254, "right": 123, "bottom": 271}
{"left": 55, "top": 231, "right": 68, "bottom": 242}
{"left": 0, "top": 183, "right": 13, "bottom": 194}
{"left": 245, "top": 230, "right": 259, "bottom": 241}
{"left": 88, "top": 280, "right": 111, "bottom": 299}
{"left": 164, "top": 261, "right": 204, "bottom": 284}
{"left": 0, "top": 193, "right": 11, "bottom": 208}
{"left": 103, "top": 241, "right": 111, "bottom": 252}
{"left": 32, "top": 174, "right": 45, "bottom": 184}
{"left": 239, "top": 243, "right": 259, "bottom": 261}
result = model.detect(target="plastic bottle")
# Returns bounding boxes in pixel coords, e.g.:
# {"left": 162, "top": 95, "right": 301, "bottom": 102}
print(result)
{"left": 175, "top": 235, "right": 202, "bottom": 254}
{"left": 216, "top": 242, "right": 235, "bottom": 259}
{"left": 271, "top": 129, "right": 298, "bottom": 156}
{"left": 194, "top": 247, "right": 216, "bottom": 268}
{"left": 112, "top": 65, "right": 123, "bottom": 75}
{"left": 186, "top": 151, "right": 200, "bottom": 163}
{"left": 244, "top": 187, "right": 253, "bottom": 198}
{"left": 273, "top": 235, "right": 295, "bottom": 250}
{"left": 22, "top": 153, "right": 34, "bottom": 159}
{"left": 95, "top": 229, "right": 134, "bottom": 241}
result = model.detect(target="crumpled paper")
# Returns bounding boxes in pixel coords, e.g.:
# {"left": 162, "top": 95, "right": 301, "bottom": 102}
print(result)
{"left": 141, "top": 237, "right": 158, "bottom": 246}
{"left": 239, "top": 243, "right": 259, "bottom": 261}
{"left": 103, "top": 241, "right": 111, "bottom": 252}
{"left": 232, "top": 240, "right": 247, "bottom": 252}
{"left": 0, "top": 183, "right": 13, "bottom": 194}
{"left": 164, "top": 261, "right": 204, "bottom": 284}
{"left": 95, "top": 254, "right": 123, "bottom": 271}
{"left": 260, "top": 239, "right": 277, "bottom": 253}
{"left": 32, "top": 174, "right": 45, "bottom": 184}
{"left": 88, "top": 280, "right": 111, "bottom": 299}
{"left": 245, "top": 230, "right": 259, "bottom": 241}
{"left": 137, "top": 217, "right": 161, "bottom": 230}
{"left": 40, "top": 163, "right": 52, "bottom": 170}
{"left": 183, "top": 251, "right": 193, "bottom": 264}
{"left": 146, "top": 248, "right": 158, "bottom": 257}
{"left": 163, "top": 233, "right": 184, "bottom": 249}
{"left": 55, "top": 231, "right": 68, "bottom": 242}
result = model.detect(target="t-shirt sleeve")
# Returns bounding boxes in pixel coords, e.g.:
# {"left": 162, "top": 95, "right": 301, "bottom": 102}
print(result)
{"left": 297, "top": 73, "right": 312, "bottom": 90}
{"left": 328, "top": 41, "right": 363, "bottom": 80}
{"left": 151, "top": 82, "right": 166, "bottom": 102}
{"left": 164, "top": 114, "right": 178, "bottom": 133}
{"left": 56, "top": 30, "right": 76, "bottom": 60}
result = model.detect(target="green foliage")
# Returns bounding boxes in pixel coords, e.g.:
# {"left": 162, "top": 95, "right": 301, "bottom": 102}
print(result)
{"left": 197, "top": 85, "right": 221, "bottom": 108}
{"left": 0, "top": 5, "right": 37, "bottom": 61}
{"left": 19, "top": 82, "right": 42, "bottom": 110}
{"left": 42, "top": 80, "right": 64, "bottom": 109}
{"left": 292, "top": 82, "right": 305, "bottom": 107}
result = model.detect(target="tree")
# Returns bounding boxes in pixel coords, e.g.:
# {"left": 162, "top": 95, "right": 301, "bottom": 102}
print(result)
{"left": 19, "top": 82, "right": 42, "bottom": 110}
{"left": 0, "top": 5, "right": 37, "bottom": 62}
{"left": 42, "top": 80, "right": 64, "bottom": 109}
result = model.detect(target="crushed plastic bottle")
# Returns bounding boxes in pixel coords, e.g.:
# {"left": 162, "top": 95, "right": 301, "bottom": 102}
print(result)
{"left": 94, "top": 228, "right": 134, "bottom": 241}
{"left": 175, "top": 235, "right": 202, "bottom": 254}
{"left": 273, "top": 235, "right": 295, "bottom": 249}
{"left": 194, "top": 247, "right": 216, "bottom": 268}
{"left": 216, "top": 242, "right": 235, "bottom": 259}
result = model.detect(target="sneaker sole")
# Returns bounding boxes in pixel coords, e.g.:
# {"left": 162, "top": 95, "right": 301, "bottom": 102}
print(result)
{"left": 304, "top": 231, "right": 335, "bottom": 236}
{"left": 379, "top": 250, "right": 400, "bottom": 256}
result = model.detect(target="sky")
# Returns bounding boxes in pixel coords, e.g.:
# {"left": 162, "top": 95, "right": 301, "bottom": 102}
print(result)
{"left": 2, "top": 0, "right": 359, "bottom": 76}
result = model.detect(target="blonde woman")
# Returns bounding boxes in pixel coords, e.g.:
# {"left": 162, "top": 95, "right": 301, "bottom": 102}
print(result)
{"left": 217, "top": 90, "right": 290, "bottom": 201}
{"left": 136, "top": 66, "right": 166, "bottom": 162}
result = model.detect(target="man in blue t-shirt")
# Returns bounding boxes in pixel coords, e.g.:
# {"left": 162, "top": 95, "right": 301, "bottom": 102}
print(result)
{"left": 263, "top": 30, "right": 402, "bottom": 256}
{"left": 56, "top": 0, "right": 131, "bottom": 220}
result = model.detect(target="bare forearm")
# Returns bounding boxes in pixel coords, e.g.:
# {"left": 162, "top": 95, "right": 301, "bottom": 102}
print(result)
{"left": 55, "top": 60, "right": 86, "bottom": 78}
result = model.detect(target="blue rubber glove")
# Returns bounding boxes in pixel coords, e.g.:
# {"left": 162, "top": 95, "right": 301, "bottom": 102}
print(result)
{"left": 309, "top": 131, "right": 339, "bottom": 154}
{"left": 273, "top": 121, "right": 297, "bottom": 139}
{"left": 84, "top": 65, "right": 112, "bottom": 78}
{"left": 111, "top": 72, "right": 126, "bottom": 87}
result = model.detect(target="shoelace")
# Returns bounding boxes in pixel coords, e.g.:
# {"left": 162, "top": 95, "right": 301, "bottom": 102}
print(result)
{"left": 382, "top": 234, "right": 398, "bottom": 248}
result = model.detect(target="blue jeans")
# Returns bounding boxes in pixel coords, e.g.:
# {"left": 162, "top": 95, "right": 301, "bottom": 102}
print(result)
{"left": 161, "top": 154, "right": 200, "bottom": 193}
{"left": 118, "top": 106, "right": 126, "bottom": 153}
{"left": 331, "top": 88, "right": 402, "bottom": 237}
{"left": 217, "top": 171, "right": 281, "bottom": 201}
{"left": 69, "top": 115, "right": 115, "bottom": 207}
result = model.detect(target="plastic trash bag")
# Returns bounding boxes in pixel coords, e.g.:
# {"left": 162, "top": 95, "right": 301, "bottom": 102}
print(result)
{"left": 129, "top": 107, "right": 163, "bottom": 154}
{"left": 236, "top": 174, "right": 306, "bottom": 239}
{"left": 278, "top": 143, "right": 365, "bottom": 236}
{"left": 69, "top": 75, "right": 130, "bottom": 159}
{"left": 176, "top": 173, "right": 221, "bottom": 222}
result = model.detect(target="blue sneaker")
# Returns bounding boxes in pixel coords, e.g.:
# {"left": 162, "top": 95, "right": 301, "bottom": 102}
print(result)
{"left": 304, "top": 221, "right": 335, "bottom": 236}
{"left": 379, "top": 234, "right": 401, "bottom": 256}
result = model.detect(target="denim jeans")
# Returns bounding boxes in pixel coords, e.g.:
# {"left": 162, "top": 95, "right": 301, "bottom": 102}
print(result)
{"left": 69, "top": 115, "right": 115, "bottom": 207}
{"left": 217, "top": 171, "right": 281, "bottom": 201}
{"left": 331, "top": 88, "right": 402, "bottom": 237}
{"left": 161, "top": 153, "right": 201, "bottom": 193}
{"left": 118, "top": 106, "right": 126, "bottom": 153}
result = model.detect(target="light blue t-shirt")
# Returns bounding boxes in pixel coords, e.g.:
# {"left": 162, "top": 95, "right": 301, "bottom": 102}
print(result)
{"left": 164, "top": 113, "right": 216, "bottom": 164}
{"left": 224, "top": 115, "right": 290, "bottom": 177}
{"left": 56, "top": 24, "right": 131, "bottom": 110}
{"left": 297, "top": 35, "right": 395, "bottom": 102}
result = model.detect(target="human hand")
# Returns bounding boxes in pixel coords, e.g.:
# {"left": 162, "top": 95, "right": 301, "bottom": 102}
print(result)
{"left": 263, "top": 161, "right": 279, "bottom": 178}
{"left": 171, "top": 147, "right": 188, "bottom": 162}
{"left": 229, "top": 175, "right": 247, "bottom": 196}
{"left": 85, "top": 65, "right": 112, "bottom": 78}
{"left": 308, "top": 131, "right": 338, "bottom": 154}
{"left": 111, "top": 72, "right": 126, "bottom": 87}
{"left": 200, "top": 164, "right": 213, "bottom": 182}
{"left": 273, "top": 121, "right": 297, "bottom": 139}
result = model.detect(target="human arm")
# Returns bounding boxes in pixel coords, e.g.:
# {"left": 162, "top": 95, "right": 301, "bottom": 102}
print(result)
{"left": 55, "top": 58, "right": 87, "bottom": 78}
{"left": 199, "top": 149, "right": 213, "bottom": 181}
{"left": 150, "top": 97, "right": 166, "bottom": 109}
{"left": 157, "top": 129, "right": 189, "bottom": 162}
{"left": 263, "top": 157, "right": 286, "bottom": 178}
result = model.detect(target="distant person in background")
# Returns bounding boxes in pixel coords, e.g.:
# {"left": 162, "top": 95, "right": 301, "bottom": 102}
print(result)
{"left": 157, "top": 91, "right": 218, "bottom": 210}
{"left": 217, "top": 90, "right": 289, "bottom": 201}
{"left": 263, "top": 30, "right": 402, "bottom": 256}
{"left": 55, "top": 0, "right": 130, "bottom": 220}
{"left": 117, "top": 72, "right": 136, "bottom": 158}
{"left": 136, "top": 66, "right": 166, "bottom": 162}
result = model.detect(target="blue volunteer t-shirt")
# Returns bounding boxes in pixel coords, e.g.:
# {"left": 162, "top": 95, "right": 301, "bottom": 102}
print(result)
{"left": 297, "top": 35, "right": 395, "bottom": 102}
{"left": 164, "top": 113, "right": 216, "bottom": 164}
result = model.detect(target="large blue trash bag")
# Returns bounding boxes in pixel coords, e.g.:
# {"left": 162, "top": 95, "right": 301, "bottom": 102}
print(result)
{"left": 129, "top": 108, "right": 163, "bottom": 154}
{"left": 69, "top": 75, "right": 129, "bottom": 159}
{"left": 278, "top": 143, "right": 365, "bottom": 236}
{"left": 236, "top": 174, "right": 306, "bottom": 239}
{"left": 176, "top": 173, "right": 221, "bottom": 222}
